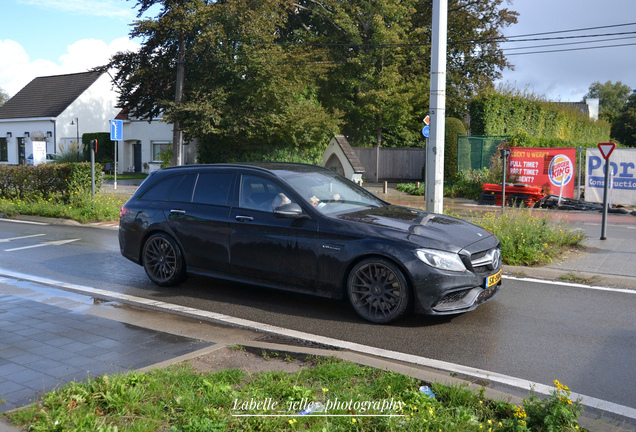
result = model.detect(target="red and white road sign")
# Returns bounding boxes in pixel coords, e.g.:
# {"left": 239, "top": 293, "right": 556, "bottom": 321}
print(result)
{"left": 597, "top": 142, "right": 616, "bottom": 160}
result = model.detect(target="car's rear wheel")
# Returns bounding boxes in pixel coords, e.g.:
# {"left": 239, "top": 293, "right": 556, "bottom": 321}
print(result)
{"left": 347, "top": 258, "right": 410, "bottom": 324}
{"left": 142, "top": 233, "right": 186, "bottom": 286}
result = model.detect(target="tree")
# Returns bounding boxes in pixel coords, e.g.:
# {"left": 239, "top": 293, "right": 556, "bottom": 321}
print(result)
{"left": 283, "top": 0, "right": 429, "bottom": 149}
{"left": 103, "top": 0, "right": 340, "bottom": 163}
{"left": 584, "top": 81, "right": 633, "bottom": 122}
{"left": 415, "top": 0, "right": 518, "bottom": 118}
{"left": 104, "top": 0, "right": 517, "bottom": 161}
{"left": 285, "top": 0, "right": 517, "bottom": 148}
{"left": 611, "top": 93, "right": 636, "bottom": 147}
{"left": 0, "top": 87, "right": 9, "bottom": 106}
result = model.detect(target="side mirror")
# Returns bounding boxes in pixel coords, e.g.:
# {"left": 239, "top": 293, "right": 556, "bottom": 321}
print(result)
{"left": 273, "top": 202, "right": 305, "bottom": 219}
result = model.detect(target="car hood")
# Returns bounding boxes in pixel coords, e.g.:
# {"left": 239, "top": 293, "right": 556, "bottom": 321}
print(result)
{"left": 336, "top": 205, "right": 496, "bottom": 252}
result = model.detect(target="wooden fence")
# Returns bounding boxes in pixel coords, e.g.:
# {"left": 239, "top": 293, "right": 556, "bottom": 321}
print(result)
{"left": 353, "top": 147, "right": 426, "bottom": 181}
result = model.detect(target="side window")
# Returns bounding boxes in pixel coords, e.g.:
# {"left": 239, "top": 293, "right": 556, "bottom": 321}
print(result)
{"left": 240, "top": 175, "right": 292, "bottom": 211}
{"left": 192, "top": 172, "right": 234, "bottom": 206}
{"left": 139, "top": 175, "right": 183, "bottom": 201}
{"left": 168, "top": 174, "right": 197, "bottom": 202}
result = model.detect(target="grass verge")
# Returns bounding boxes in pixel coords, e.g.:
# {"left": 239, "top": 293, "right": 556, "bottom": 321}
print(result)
{"left": 448, "top": 208, "right": 586, "bottom": 266}
{"left": 5, "top": 357, "right": 584, "bottom": 432}
{"left": 0, "top": 193, "right": 128, "bottom": 224}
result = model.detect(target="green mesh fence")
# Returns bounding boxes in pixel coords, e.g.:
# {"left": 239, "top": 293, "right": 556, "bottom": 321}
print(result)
{"left": 457, "top": 135, "right": 509, "bottom": 172}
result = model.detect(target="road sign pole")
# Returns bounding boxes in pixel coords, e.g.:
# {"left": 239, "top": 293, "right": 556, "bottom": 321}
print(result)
{"left": 600, "top": 159, "right": 610, "bottom": 240}
{"left": 597, "top": 142, "right": 615, "bottom": 240}
{"left": 114, "top": 141, "right": 118, "bottom": 190}
{"left": 110, "top": 120, "right": 124, "bottom": 190}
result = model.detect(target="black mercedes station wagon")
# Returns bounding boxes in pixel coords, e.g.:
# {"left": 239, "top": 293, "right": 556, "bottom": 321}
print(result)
{"left": 119, "top": 163, "right": 502, "bottom": 324}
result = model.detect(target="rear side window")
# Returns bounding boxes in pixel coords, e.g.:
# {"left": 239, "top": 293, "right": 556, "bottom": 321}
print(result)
{"left": 168, "top": 174, "right": 197, "bottom": 202}
{"left": 192, "top": 172, "right": 234, "bottom": 206}
{"left": 139, "top": 175, "right": 183, "bottom": 201}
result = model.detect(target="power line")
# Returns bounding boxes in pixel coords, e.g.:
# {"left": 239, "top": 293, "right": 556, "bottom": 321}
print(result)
{"left": 503, "top": 22, "right": 636, "bottom": 39}
{"left": 504, "top": 41, "right": 636, "bottom": 56}
{"left": 503, "top": 35, "right": 636, "bottom": 51}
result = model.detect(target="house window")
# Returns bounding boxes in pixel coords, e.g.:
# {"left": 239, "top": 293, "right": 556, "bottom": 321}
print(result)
{"left": 0, "top": 138, "right": 7, "bottom": 162}
{"left": 152, "top": 141, "right": 171, "bottom": 162}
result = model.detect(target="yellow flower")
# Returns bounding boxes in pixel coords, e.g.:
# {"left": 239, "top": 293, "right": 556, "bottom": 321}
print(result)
{"left": 352, "top": 418, "right": 357, "bottom": 424}
{"left": 322, "top": 388, "right": 329, "bottom": 393}
{"left": 288, "top": 419, "right": 297, "bottom": 425}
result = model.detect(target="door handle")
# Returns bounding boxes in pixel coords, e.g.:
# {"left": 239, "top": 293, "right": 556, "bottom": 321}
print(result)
{"left": 170, "top": 209, "right": 186, "bottom": 215}
{"left": 235, "top": 215, "right": 254, "bottom": 222}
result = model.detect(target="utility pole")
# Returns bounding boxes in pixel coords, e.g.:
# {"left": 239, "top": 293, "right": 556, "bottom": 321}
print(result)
{"left": 426, "top": 0, "right": 448, "bottom": 214}
{"left": 171, "top": 32, "right": 185, "bottom": 166}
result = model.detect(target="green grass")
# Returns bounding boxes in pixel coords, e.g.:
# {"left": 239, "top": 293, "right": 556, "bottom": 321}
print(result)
{"left": 0, "top": 192, "right": 128, "bottom": 223}
{"left": 4, "top": 357, "right": 584, "bottom": 431}
{"left": 104, "top": 173, "right": 148, "bottom": 181}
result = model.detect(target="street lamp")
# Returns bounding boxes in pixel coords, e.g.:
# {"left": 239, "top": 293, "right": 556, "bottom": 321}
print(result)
{"left": 70, "top": 118, "right": 79, "bottom": 160}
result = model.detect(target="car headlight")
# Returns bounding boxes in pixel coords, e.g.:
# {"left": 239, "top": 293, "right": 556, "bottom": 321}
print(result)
{"left": 415, "top": 248, "right": 467, "bottom": 272}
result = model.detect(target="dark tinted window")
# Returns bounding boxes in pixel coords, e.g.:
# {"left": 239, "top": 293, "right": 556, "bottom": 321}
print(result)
{"left": 140, "top": 175, "right": 183, "bottom": 201}
{"left": 168, "top": 174, "right": 197, "bottom": 202}
{"left": 192, "top": 172, "right": 234, "bottom": 206}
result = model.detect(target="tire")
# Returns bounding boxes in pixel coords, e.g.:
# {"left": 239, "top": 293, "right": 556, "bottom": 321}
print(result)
{"left": 142, "top": 233, "right": 186, "bottom": 286}
{"left": 346, "top": 258, "right": 410, "bottom": 324}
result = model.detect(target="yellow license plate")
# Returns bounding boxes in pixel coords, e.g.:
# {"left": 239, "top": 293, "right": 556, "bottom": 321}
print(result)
{"left": 486, "top": 269, "right": 502, "bottom": 288}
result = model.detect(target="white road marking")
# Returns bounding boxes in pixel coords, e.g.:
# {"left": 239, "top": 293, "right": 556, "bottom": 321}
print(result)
{"left": 0, "top": 218, "right": 48, "bottom": 225}
{"left": 3, "top": 238, "right": 80, "bottom": 252}
{"left": 502, "top": 275, "right": 636, "bottom": 294}
{"left": 0, "top": 234, "right": 46, "bottom": 243}
{"left": 0, "top": 267, "right": 634, "bottom": 421}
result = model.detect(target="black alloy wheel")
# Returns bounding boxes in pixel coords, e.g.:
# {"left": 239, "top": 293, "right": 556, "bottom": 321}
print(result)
{"left": 142, "top": 233, "right": 186, "bottom": 286}
{"left": 347, "top": 258, "right": 410, "bottom": 324}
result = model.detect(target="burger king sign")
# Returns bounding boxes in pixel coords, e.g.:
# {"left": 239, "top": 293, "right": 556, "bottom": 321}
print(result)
{"left": 508, "top": 147, "right": 577, "bottom": 197}
{"left": 548, "top": 154, "right": 574, "bottom": 188}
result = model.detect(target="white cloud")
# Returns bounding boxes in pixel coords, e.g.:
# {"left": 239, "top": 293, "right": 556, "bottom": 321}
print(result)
{"left": 1, "top": 37, "right": 139, "bottom": 97}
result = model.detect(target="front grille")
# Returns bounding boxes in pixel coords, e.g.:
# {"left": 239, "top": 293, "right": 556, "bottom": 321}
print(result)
{"left": 435, "top": 289, "right": 470, "bottom": 307}
{"left": 470, "top": 247, "right": 500, "bottom": 274}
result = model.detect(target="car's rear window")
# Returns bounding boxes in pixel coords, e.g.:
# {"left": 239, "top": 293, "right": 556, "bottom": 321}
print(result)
{"left": 139, "top": 175, "right": 183, "bottom": 201}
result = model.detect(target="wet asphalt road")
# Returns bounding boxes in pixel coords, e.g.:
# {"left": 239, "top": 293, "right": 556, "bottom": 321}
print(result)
{"left": 0, "top": 219, "right": 635, "bottom": 410}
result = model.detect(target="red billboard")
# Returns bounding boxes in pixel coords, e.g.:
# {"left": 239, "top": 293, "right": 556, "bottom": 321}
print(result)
{"left": 508, "top": 147, "right": 576, "bottom": 198}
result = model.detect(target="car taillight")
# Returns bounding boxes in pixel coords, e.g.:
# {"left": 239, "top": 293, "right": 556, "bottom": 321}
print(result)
{"left": 120, "top": 206, "right": 131, "bottom": 219}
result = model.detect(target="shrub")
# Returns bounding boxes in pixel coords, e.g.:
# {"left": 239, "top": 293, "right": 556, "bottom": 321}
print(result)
{"left": 445, "top": 117, "right": 467, "bottom": 180}
{"left": 0, "top": 163, "right": 102, "bottom": 202}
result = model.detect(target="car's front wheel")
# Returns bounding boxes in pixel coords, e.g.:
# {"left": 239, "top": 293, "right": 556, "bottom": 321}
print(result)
{"left": 347, "top": 258, "right": 410, "bottom": 324}
{"left": 142, "top": 233, "right": 186, "bottom": 286}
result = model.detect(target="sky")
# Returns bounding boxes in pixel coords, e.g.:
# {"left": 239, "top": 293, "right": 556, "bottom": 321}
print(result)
{"left": 1, "top": 0, "right": 636, "bottom": 102}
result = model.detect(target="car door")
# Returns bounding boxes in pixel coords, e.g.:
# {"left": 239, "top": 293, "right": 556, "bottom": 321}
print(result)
{"left": 229, "top": 173, "right": 319, "bottom": 290}
{"left": 166, "top": 170, "right": 235, "bottom": 275}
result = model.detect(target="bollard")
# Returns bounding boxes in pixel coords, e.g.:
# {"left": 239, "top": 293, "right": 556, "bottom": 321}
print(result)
{"left": 383, "top": 181, "right": 388, "bottom": 194}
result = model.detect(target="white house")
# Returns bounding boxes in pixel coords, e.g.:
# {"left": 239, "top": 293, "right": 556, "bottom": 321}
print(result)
{"left": 0, "top": 71, "right": 120, "bottom": 165}
{"left": 115, "top": 111, "right": 197, "bottom": 173}
{"left": 0, "top": 70, "right": 193, "bottom": 173}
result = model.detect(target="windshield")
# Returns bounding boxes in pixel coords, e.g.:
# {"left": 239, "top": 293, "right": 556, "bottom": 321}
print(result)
{"left": 280, "top": 170, "right": 386, "bottom": 215}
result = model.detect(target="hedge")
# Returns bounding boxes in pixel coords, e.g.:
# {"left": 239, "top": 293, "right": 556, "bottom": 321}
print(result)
{"left": 470, "top": 92, "right": 611, "bottom": 145}
{"left": 0, "top": 163, "right": 102, "bottom": 202}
